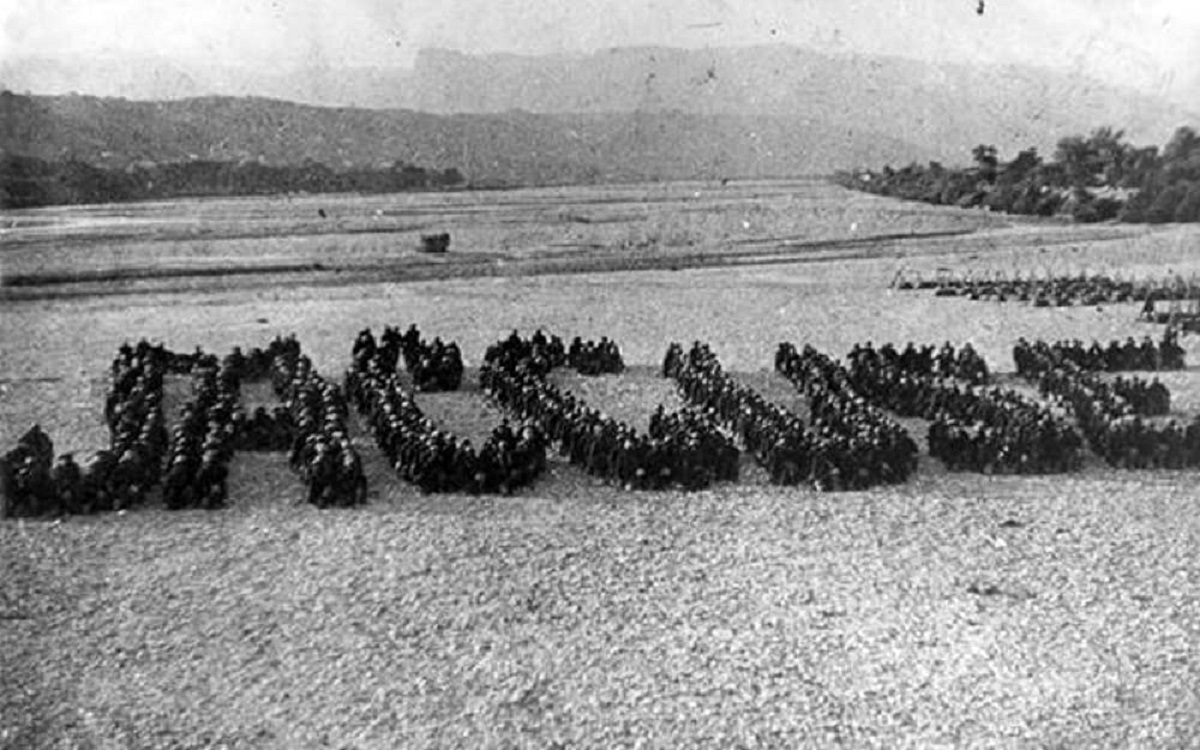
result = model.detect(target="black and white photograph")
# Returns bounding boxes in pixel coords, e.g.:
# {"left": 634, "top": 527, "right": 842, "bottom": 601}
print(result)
{"left": 2, "top": 0, "right": 1200, "bottom": 746}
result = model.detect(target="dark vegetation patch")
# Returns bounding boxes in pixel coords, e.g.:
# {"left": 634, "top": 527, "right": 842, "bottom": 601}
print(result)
{"left": 837, "top": 126, "right": 1200, "bottom": 224}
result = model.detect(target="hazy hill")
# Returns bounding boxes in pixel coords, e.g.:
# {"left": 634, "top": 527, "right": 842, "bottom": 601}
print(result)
{"left": 402, "top": 46, "right": 1196, "bottom": 158}
{"left": 0, "top": 56, "right": 416, "bottom": 110}
{"left": 0, "top": 92, "right": 937, "bottom": 184}
{"left": 5, "top": 45, "right": 1195, "bottom": 163}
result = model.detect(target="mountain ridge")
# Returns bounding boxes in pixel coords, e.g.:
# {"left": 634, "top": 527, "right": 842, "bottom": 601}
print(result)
{"left": 2, "top": 44, "right": 1196, "bottom": 187}
{"left": 4, "top": 44, "right": 1194, "bottom": 154}
{"left": 0, "top": 91, "right": 938, "bottom": 185}
{"left": 400, "top": 45, "right": 1196, "bottom": 155}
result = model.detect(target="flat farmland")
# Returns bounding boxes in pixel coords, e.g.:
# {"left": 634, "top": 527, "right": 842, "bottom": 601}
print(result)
{"left": 2, "top": 179, "right": 1022, "bottom": 293}
{"left": 3, "top": 181, "right": 1200, "bottom": 749}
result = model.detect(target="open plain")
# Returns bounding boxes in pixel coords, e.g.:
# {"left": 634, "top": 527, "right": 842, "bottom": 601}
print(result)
{"left": 3, "top": 180, "right": 1200, "bottom": 749}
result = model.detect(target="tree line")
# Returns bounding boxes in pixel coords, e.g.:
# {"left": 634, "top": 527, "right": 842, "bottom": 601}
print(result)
{"left": 0, "top": 154, "right": 466, "bottom": 209}
{"left": 834, "top": 126, "right": 1200, "bottom": 224}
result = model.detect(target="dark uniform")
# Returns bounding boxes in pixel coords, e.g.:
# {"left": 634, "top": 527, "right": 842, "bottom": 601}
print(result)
{"left": 52, "top": 454, "right": 83, "bottom": 515}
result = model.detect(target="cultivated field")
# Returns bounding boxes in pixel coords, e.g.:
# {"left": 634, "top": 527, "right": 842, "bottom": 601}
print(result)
{"left": 3, "top": 180, "right": 1200, "bottom": 749}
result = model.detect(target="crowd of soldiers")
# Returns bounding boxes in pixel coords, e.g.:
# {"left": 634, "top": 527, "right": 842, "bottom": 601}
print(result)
{"left": 1108, "top": 376, "right": 1172, "bottom": 416}
{"left": 845, "top": 340, "right": 1082, "bottom": 474}
{"left": 1, "top": 424, "right": 57, "bottom": 517}
{"left": 481, "top": 332, "right": 736, "bottom": 491}
{"left": 924, "top": 412, "right": 1082, "bottom": 475}
{"left": 103, "top": 340, "right": 171, "bottom": 509}
{"left": 648, "top": 403, "right": 740, "bottom": 484}
{"left": 274, "top": 345, "right": 368, "bottom": 508}
{"left": 10, "top": 321, "right": 1200, "bottom": 518}
{"left": 231, "top": 405, "right": 297, "bottom": 451}
{"left": 407, "top": 336, "right": 465, "bottom": 392}
{"left": 664, "top": 342, "right": 817, "bottom": 487}
{"left": 160, "top": 336, "right": 305, "bottom": 509}
{"left": 352, "top": 324, "right": 465, "bottom": 392}
{"left": 356, "top": 326, "right": 405, "bottom": 372}
{"left": 848, "top": 341, "right": 989, "bottom": 386}
{"left": 162, "top": 353, "right": 240, "bottom": 509}
{"left": 2, "top": 341, "right": 187, "bottom": 517}
{"left": 222, "top": 336, "right": 307, "bottom": 382}
{"left": 1030, "top": 332, "right": 1185, "bottom": 373}
{"left": 904, "top": 271, "right": 1172, "bottom": 307}
{"left": 774, "top": 344, "right": 920, "bottom": 487}
{"left": 567, "top": 336, "right": 626, "bottom": 376}
{"left": 396, "top": 325, "right": 465, "bottom": 392}
{"left": 346, "top": 330, "right": 547, "bottom": 494}
{"left": 482, "top": 330, "right": 567, "bottom": 378}
{"left": 1014, "top": 338, "right": 1200, "bottom": 469}
{"left": 226, "top": 335, "right": 303, "bottom": 451}
{"left": 31, "top": 339, "right": 174, "bottom": 515}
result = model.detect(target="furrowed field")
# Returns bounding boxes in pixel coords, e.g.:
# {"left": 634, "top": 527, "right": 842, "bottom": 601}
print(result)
{"left": 3, "top": 180, "right": 1200, "bottom": 749}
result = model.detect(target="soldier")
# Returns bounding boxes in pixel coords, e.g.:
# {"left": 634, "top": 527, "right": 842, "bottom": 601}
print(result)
{"left": 112, "top": 448, "right": 148, "bottom": 511}
{"left": 13, "top": 451, "right": 55, "bottom": 516}
{"left": 614, "top": 437, "right": 643, "bottom": 490}
{"left": 195, "top": 450, "right": 228, "bottom": 510}
{"left": 353, "top": 328, "right": 377, "bottom": 362}
{"left": 79, "top": 450, "right": 117, "bottom": 513}
{"left": 517, "top": 423, "right": 547, "bottom": 481}
{"left": 1162, "top": 327, "right": 1186, "bottom": 370}
{"left": 341, "top": 441, "right": 368, "bottom": 505}
{"left": 52, "top": 454, "right": 83, "bottom": 515}
{"left": 19, "top": 423, "right": 54, "bottom": 465}
{"left": 163, "top": 453, "right": 197, "bottom": 510}
{"left": 379, "top": 327, "right": 404, "bottom": 371}
{"left": 306, "top": 443, "right": 337, "bottom": 507}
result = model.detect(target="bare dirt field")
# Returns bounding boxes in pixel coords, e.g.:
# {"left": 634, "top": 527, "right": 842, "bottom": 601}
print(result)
{"left": 3, "top": 181, "right": 1200, "bottom": 749}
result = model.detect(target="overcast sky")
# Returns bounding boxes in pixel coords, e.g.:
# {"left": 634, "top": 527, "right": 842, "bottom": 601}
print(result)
{"left": 3, "top": 0, "right": 1198, "bottom": 104}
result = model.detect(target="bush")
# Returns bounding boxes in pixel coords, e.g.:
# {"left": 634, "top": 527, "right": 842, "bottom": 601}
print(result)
{"left": 1092, "top": 197, "right": 1123, "bottom": 221}
{"left": 1068, "top": 191, "right": 1119, "bottom": 223}
{"left": 834, "top": 126, "right": 1200, "bottom": 226}
{"left": 1147, "top": 184, "right": 1188, "bottom": 223}
{"left": 1073, "top": 201, "right": 1101, "bottom": 223}
{"left": 1173, "top": 182, "right": 1200, "bottom": 223}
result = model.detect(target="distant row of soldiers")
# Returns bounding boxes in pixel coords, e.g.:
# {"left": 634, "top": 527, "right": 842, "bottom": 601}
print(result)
{"left": 907, "top": 272, "right": 1163, "bottom": 307}
{"left": 1013, "top": 338, "right": 1200, "bottom": 469}
{"left": 846, "top": 340, "right": 1082, "bottom": 474}
{"left": 482, "top": 333, "right": 736, "bottom": 491}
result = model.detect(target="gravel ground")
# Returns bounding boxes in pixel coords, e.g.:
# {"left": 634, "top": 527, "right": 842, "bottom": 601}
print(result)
{"left": 4, "top": 471, "right": 1200, "bottom": 749}
{"left": 4, "top": 207, "right": 1200, "bottom": 748}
